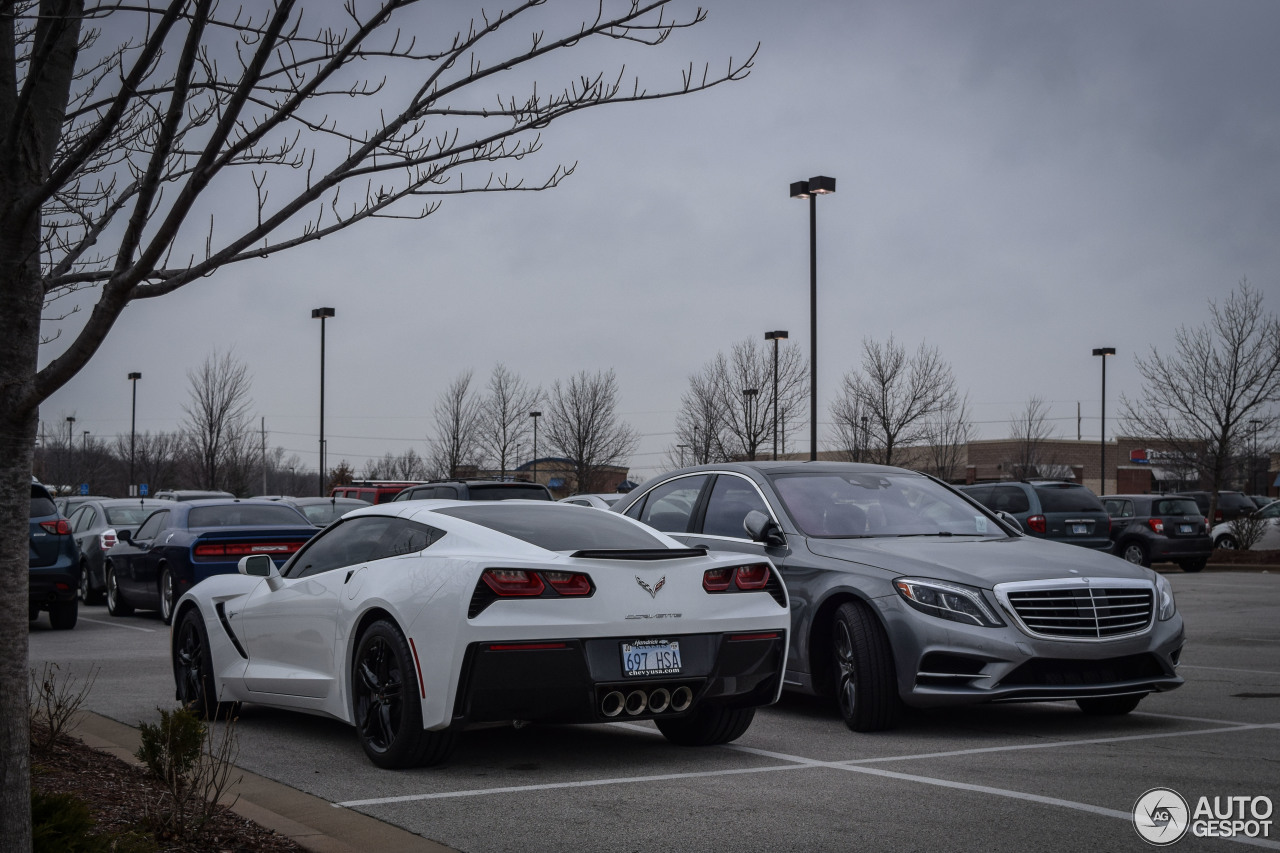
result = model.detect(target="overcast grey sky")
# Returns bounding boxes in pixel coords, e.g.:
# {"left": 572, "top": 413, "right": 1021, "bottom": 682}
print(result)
{"left": 39, "top": 0, "right": 1280, "bottom": 484}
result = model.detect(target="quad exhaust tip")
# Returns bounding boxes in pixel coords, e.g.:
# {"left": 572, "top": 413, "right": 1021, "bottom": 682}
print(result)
{"left": 601, "top": 691, "right": 625, "bottom": 718}
{"left": 671, "top": 685, "right": 693, "bottom": 713}
{"left": 599, "top": 684, "right": 696, "bottom": 717}
{"left": 624, "top": 690, "right": 648, "bottom": 716}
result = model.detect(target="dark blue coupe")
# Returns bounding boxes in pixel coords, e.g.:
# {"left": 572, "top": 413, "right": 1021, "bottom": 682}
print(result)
{"left": 104, "top": 499, "right": 318, "bottom": 623}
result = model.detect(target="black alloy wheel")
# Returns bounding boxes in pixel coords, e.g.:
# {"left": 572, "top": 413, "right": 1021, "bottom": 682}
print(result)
{"left": 105, "top": 566, "right": 134, "bottom": 617}
{"left": 48, "top": 598, "right": 77, "bottom": 630}
{"left": 352, "top": 620, "right": 455, "bottom": 768}
{"left": 831, "top": 600, "right": 901, "bottom": 732}
{"left": 173, "top": 608, "right": 237, "bottom": 720}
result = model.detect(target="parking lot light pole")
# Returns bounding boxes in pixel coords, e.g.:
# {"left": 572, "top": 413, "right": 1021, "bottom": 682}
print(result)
{"left": 1250, "top": 419, "right": 1263, "bottom": 494}
{"left": 128, "top": 372, "right": 141, "bottom": 493}
{"left": 1092, "top": 347, "right": 1115, "bottom": 493}
{"left": 530, "top": 411, "right": 541, "bottom": 483}
{"left": 743, "top": 388, "right": 759, "bottom": 460}
{"left": 765, "top": 331, "right": 788, "bottom": 459}
{"left": 312, "top": 307, "right": 335, "bottom": 496}
{"left": 791, "top": 176, "right": 835, "bottom": 461}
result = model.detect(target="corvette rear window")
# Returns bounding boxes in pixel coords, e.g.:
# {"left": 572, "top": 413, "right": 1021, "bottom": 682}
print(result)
{"left": 436, "top": 504, "right": 665, "bottom": 551}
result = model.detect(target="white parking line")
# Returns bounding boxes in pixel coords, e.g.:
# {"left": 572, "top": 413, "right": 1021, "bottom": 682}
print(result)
{"left": 332, "top": 763, "right": 812, "bottom": 808}
{"left": 1179, "top": 664, "right": 1280, "bottom": 677}
{"left": 78, "top": 617, "right": 157, "bottom": 633}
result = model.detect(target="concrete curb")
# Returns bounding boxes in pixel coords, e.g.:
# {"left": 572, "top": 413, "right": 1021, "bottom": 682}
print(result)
{"left": 73, "top": 711, "right": 458, "bottom": 853}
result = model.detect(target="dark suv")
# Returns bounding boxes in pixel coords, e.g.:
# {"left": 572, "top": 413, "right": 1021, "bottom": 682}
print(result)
{"left": 957, "top": 480, "right": 1111, "bottom": 550}
{"left": 1171, "top": 490, "right": 1256, "bottom": 525}
{"left": 391, "top": 479, "right": 554, "bottom": 502}
{"left": 29, "top": 479, "right": 82, "bottom": 629}
{"left": 1100, "top": 494, "right": 1211, "bottom": 572}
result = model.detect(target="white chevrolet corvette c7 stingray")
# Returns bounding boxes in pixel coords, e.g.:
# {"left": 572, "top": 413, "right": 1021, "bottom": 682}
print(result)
{"left": 170, "top": 500, "right": 789, "bottom": 768}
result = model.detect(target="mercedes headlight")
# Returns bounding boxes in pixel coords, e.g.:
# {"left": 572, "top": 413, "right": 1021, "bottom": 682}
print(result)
{"left": 1155, "top": 572, "right": 1177, "bottom": 621}
{"left": 893, "top": 578, "right": 1005, "bottom": 628}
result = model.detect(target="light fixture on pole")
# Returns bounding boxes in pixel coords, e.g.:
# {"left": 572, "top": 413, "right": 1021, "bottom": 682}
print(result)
{"left": 765, "top": 331, "right": 788, "bottom": 460}
{"left": 790, "top": 175, "right": 836, "bottom": 461}
{"left": 1092, "top": 347, "right": 1116, "bottom": 492}
{"left": 128, "top": 372, "right": 141, "bottom": 493}
{"left": 312, "top": 307, "right": 335, "bottom": 496}
{"left": 66, "top": 415, "right": 75, "bottom": 446}
{"left": 742, "top": 388, "right": 759, "bottom": 461}
{"left": 529, "top": 411, "right": 541, "bottom": 483}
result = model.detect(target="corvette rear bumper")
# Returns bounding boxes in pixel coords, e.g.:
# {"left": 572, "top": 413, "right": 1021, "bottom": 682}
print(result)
{"left": 454, "top": 631, "right": 786, "bottom": 724}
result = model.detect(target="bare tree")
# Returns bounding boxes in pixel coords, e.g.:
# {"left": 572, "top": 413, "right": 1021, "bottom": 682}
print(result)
{"left": 361, "top": 449, "right": 428, "bottom": 481}
{"left": 920, "top": 394, "right": 975, "bottom": 482}
{"left": 669, "top": 337, "right": 806, "bottom": 465}
{"left": 429, "top": 371, "right": 483, "bottom": 479}
{"left": 179, "top": 351, "right": 254, "bottom": 493}
{"left": 831, "top": 337, "right": 958, "bottom": 466}
{"left": 1122, "top": 280, "right": 1280, "bottom": 521}
{"left": 545, "top": 370, "right": 638, "bottom": 493}
{"left": 1005, "top": 396, "right": 1066, "bottom": 479}
{"left": 1, "top": 4, "right": 753, "bottom": 836}
{"left": 117, "top": 431, "right": 183, "bottom": 494}
{"left": 478, "top": 364, "right": 540, "bottom": 479}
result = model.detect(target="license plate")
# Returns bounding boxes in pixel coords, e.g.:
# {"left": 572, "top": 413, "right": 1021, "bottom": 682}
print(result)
{"left": 622, "top": 640, "right": 682, "bottom": 677}
{"left": 1072, "top": 523, "right": 1089, "bottom": 535}
{"left": 1178, "top": 524, "right": 1193, "bottom": 534}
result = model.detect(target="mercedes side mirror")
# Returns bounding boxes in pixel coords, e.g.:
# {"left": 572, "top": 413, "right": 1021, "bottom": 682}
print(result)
{"left": 744, "top": 510, "right": 786, "bottom": 547}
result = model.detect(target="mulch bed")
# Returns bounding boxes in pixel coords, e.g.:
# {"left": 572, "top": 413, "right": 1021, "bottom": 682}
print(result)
{"left": 1206, "top": 549, "right": 1280, "bottom": 566}
{"left": 30, "top": 733, "right": 304, "bottom": 853}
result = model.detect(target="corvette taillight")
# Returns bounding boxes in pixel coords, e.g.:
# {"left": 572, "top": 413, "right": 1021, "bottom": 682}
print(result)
{"left": 39, "top": 519, "right": 71, "bottom": 535}
{"left": 704, "top": 563, "right": 772, "bottom": 593}
{"left": 1146, "top": 518, "right": 1165, "bottom": 535}
{"left": 481, "top": 569, "right": 546, "bottom": 596}
{"left": 99, "top": 528, "right": 118, "bottom": 551}
{"left": 542, "top": 571, "right": 592, "bottom": 596}
{"left": 1026, "top": 514, "right": 1047, "bottom": 534}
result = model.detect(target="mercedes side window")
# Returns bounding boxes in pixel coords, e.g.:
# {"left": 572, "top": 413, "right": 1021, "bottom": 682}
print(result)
{"left": 133, "top": 510, "right": 169, "bottom": 541}
{"left": 632, "top": 475, "right": 707, "bottom": 534}
{"left": 701, "top": 476, "right": 769, "bottom": 539}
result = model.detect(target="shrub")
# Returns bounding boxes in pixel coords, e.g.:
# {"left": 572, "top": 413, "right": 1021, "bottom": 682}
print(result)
{"left": 136, "top": 706, "right": 241, "bottom": 839}
{"left": 29, "top": 663, "right": 98, "bottom": 751}
{"left": 1227, "top": 512, "right": 1268, "bottom": 550}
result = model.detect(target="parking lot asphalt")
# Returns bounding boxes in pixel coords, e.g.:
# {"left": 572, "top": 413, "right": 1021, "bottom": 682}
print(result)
{"left": 29, "top": 569, "right": 1280, "bottom": 853}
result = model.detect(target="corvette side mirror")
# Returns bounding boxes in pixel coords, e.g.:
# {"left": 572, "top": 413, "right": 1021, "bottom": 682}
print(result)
{"left": 744, "top": 510, "right": 786, "bottom": 547}
{"left": 238, "top": 554, "right": 282, "bottom": 589}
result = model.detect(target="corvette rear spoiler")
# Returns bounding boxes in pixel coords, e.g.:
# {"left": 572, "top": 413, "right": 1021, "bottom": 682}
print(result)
{"left": 569, "top": 547, "right": 709, "bottom": 561}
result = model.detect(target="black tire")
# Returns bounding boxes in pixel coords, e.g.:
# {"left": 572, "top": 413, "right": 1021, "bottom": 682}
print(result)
{"left": 105, "top": 565, "right": 134, "bottom": 617}
{"left": 78, "top": 561, "right": 104, "bottom": 605}
{"left": 1215, "top": 534, "right": 1238, "bottom": 550}
{"left": 1077, "top": 694, "right": 1144, "bottom": 716}
{"left": 352, "top": 620, "right": 456, "bottom": 768}
{"left": 159, "top": 567, "right": 175, "bottom": 625}
{"left": 29, "top": 602, "right": 41, "bottom": 622}
{"left": 173, "top": 608, "right": 238, "bottom": 720}
{"left": 48, "top": 598, "right": 77, "bottom": 631}
{"left": 655, "top": 704, "right": 756, "bottom": 746}
{"left": 831, "top": 601, "right": 901, "bottom": 732}
{"left": 1178, "top": 557, "right": 1207, "bottom": 573}
{"left": 1120, "top": 541, "right": 1149, "bottom": 567}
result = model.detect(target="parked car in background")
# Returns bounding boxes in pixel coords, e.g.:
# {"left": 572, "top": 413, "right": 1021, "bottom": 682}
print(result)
{"left": 68, "top": 498, "right": 166, "bottom": 604}
{"left": 330, "top": 482, "right": 424, "bottom": 504}
{"left": 391, "top": 479, "right": 554, "bottom": 502}
{"left": 957, "top": 480, "right": 1112, "bottom": 550}
{"left": 616, "top": 462, "right": 1183, "bottom": 731}
{"left": 1248, "top": 494, "right": 1276, "bottom": 509}
{"left": 1100, "top": 494, "right": 1211, "bottom": 572}
{"left": 153, "top": 489, "right": 235, "bottom": 502}
{"left": 29, "top": 478, "right": 81, "bottom": 630}
{"left": 104, "top": 499, "right": 317, "bottom": 624}
{"left": 559, "top": 493, "right": 625, "bottom": 509}
{"left": 170, "top": 501, "right": 789, "bottom": 768}
{"left": 1171, "top": 490, "right": 1256, "bottom": 524}
{"left": 1210, "top": 499, "right": 1280, "bottom": 550}
{"left": 55, "top": 494, "right": 111, "bottom": 516}
{"left": 282, "top": 496, "right": 371, "bottom": 526}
